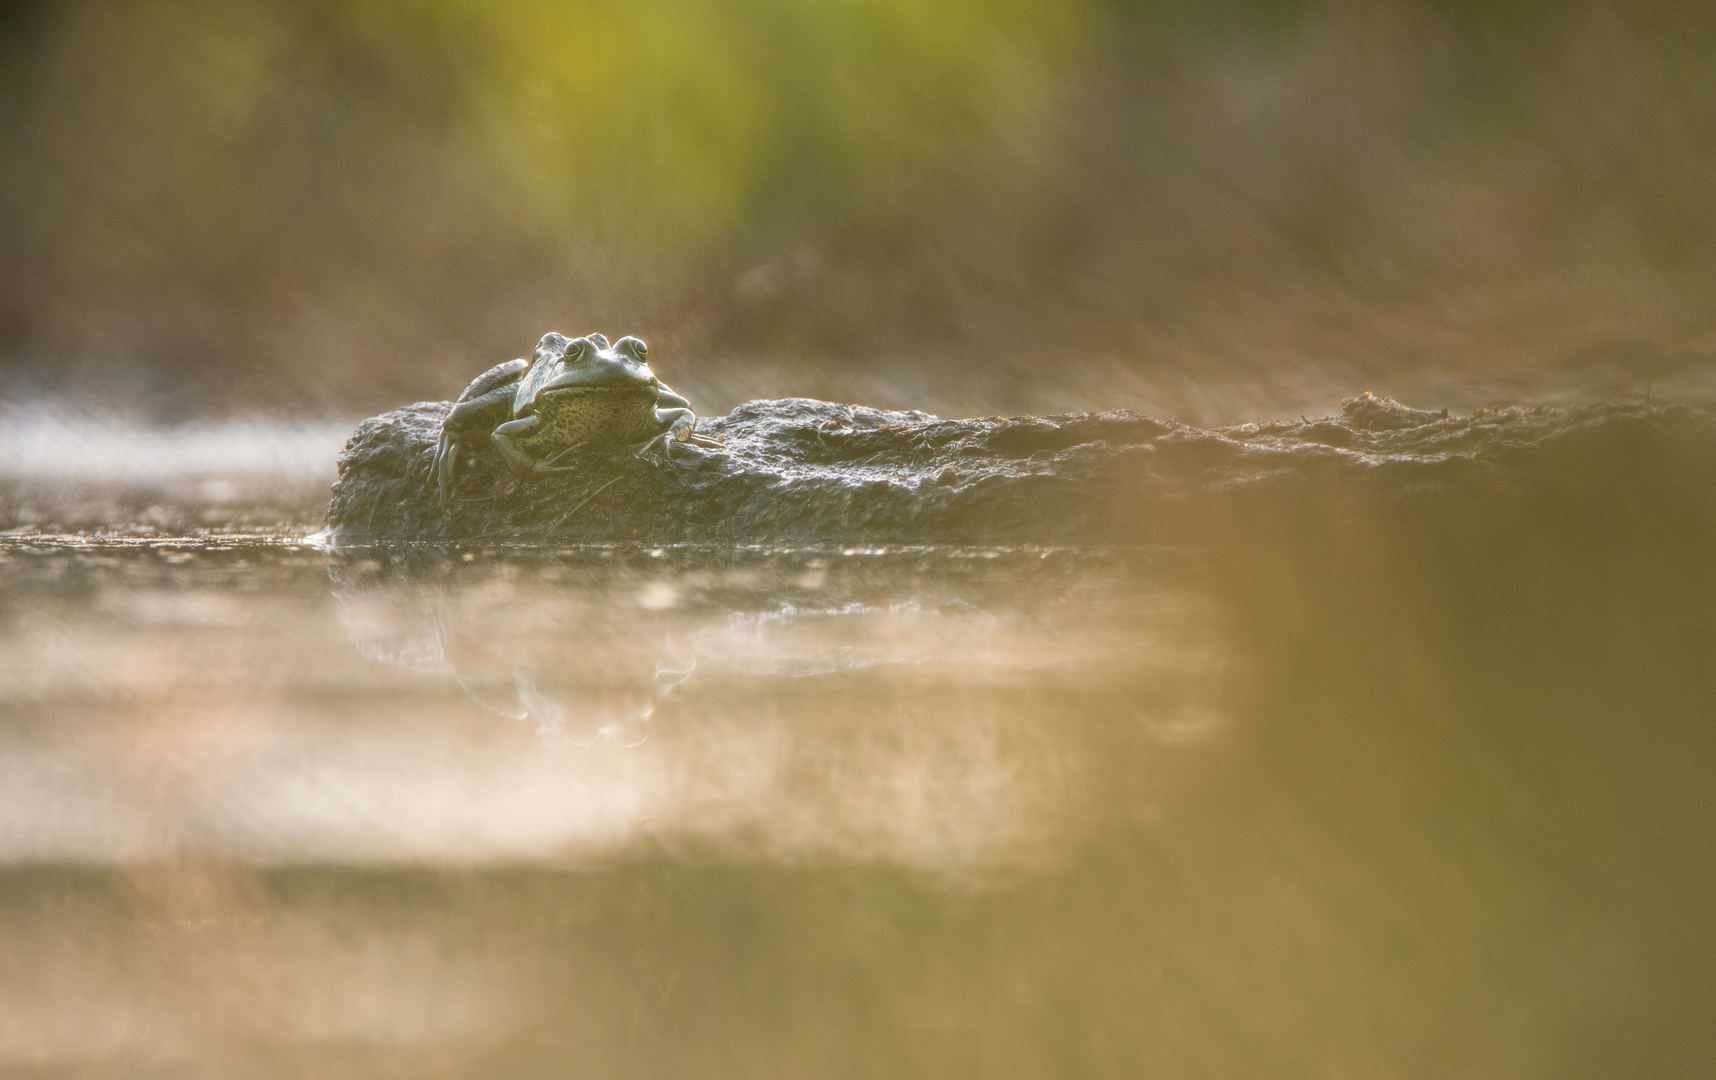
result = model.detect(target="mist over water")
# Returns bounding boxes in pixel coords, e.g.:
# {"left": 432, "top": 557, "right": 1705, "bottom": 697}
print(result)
{"left": 0, "top": 403, "right": 348, "bottom": 484}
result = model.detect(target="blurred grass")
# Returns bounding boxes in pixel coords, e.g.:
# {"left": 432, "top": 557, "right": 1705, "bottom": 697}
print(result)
{"left": 1, "top": 0, "right": 1715, "bottom": 418}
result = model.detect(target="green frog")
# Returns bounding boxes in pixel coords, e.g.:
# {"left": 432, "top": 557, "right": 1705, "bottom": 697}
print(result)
{"left": 433, "top": 332, "right": 714, "bottom": 505}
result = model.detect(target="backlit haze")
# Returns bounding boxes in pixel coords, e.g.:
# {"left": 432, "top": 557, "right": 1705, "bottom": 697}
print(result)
{"left": 2, "top": 4, "right": 1715, "bottom": 1078}
{"left": 2, "top": 0, "right": 1714, "bottom": 422}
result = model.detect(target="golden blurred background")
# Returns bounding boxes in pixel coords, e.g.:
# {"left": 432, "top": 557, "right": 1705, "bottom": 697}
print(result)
{"left": 2, "top": 0, "right": 1714, "bottom": 418}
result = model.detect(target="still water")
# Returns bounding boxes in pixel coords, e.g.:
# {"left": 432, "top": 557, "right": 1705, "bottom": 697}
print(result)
{"left": 1, "top": 414, "right": 1714, "bottom": 1078}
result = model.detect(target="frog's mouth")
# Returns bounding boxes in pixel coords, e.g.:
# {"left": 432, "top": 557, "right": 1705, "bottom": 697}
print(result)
{"left": 540, "top": 373, "right": 658, "bottom": 397}
{"left": 539, "top": 381, "right": 657, "bottom": 402}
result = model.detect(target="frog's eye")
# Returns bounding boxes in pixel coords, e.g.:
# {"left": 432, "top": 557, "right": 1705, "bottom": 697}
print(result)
{"left": 615, "top": 336, "right": 648, "bottom": 360}
{"left": 567, "top": 337, "right": 596, "bottom": 362}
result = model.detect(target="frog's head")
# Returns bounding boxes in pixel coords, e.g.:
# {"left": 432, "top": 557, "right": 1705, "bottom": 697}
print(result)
{"left": 514, "top": 332, "right": 660, "bottom": 415}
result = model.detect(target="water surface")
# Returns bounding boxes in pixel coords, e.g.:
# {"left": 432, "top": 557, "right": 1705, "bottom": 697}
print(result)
{"left": 1, "top": 515, "right": 1712, "bottom": 1077}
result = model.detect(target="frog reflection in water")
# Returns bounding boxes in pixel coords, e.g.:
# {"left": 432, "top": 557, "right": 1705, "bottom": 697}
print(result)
{"left": 434, "top": 332, "right": 718, "bottom": 504}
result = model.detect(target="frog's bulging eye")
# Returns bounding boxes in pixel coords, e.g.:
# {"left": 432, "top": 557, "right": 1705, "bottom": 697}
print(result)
{"left": 568, "top": 338, "right": 596, "bottom": 362}
{"left": 615, "top": 336, "right": 648, "bottom": 360}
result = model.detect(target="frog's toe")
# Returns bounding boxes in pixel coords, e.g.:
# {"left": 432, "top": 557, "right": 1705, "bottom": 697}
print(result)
{"left": 636, "top": 432, "right": 693, "bottom": 466}
{"left": 433, "top": 437, "right": 459, "bottom": 506}
{"left": 526, "top": 442, "right": 588, "bottom": 474}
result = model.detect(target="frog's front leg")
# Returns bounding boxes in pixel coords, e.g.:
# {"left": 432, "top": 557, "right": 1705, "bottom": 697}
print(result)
{"left": 633, "top": 407, "right": 693, "bottom": 464}
{"left": 491, "top": 415, "right": 546, "bottom": 479}
{"left": 653, "top": 386, "right": 723, "bottom": 447}
{"left": 492, "top": 416, "right": 587, "bottom": 479}
{"left": 655, "top": 405, "right": 698, "bottom": 440}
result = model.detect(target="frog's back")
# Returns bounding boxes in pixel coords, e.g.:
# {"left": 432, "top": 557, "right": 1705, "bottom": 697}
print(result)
{"left": 463, "top": 358, "right": 528, "bottom": 399}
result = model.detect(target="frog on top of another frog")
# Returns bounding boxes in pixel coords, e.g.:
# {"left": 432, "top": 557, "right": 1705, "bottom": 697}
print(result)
{"left": 433, "top": 332, "right": 718, "bottom": 505}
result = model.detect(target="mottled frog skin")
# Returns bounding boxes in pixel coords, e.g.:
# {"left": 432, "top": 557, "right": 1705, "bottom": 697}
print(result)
{"left": 432, "top": 332, "right": 712, "bottom": 504}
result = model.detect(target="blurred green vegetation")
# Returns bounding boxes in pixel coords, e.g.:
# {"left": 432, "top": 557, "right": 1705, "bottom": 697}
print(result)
{"left": 1, "top": 0, "right": 1715, "bottom": 416}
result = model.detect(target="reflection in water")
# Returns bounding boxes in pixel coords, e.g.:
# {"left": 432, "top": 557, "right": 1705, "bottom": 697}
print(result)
{"left": 321, "top": 545, "right": 1226, "bottom": 869}
{"left": 0, "top": 542, "right": 1225, "bottom": 870}
{"left": 335, "top": 548, "right": 1227, "bottom": 754}
{"left": 336, "top": 555, "right": 687, "bottom": 748}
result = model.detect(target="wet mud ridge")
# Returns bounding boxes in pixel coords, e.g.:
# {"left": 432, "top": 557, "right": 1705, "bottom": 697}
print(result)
{"left": 326, "top": 394, "right": 1715, "bottom": 546}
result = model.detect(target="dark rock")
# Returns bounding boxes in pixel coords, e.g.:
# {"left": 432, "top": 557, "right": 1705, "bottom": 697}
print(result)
{"left": 1340, "top": 391, "right": 1449, "bottom": 431}
{"left": 324, "top": 396, "right": 1714, "bottom": 547}
{"left": 327, "top": 398, "right": 1181, "bottom": 545}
